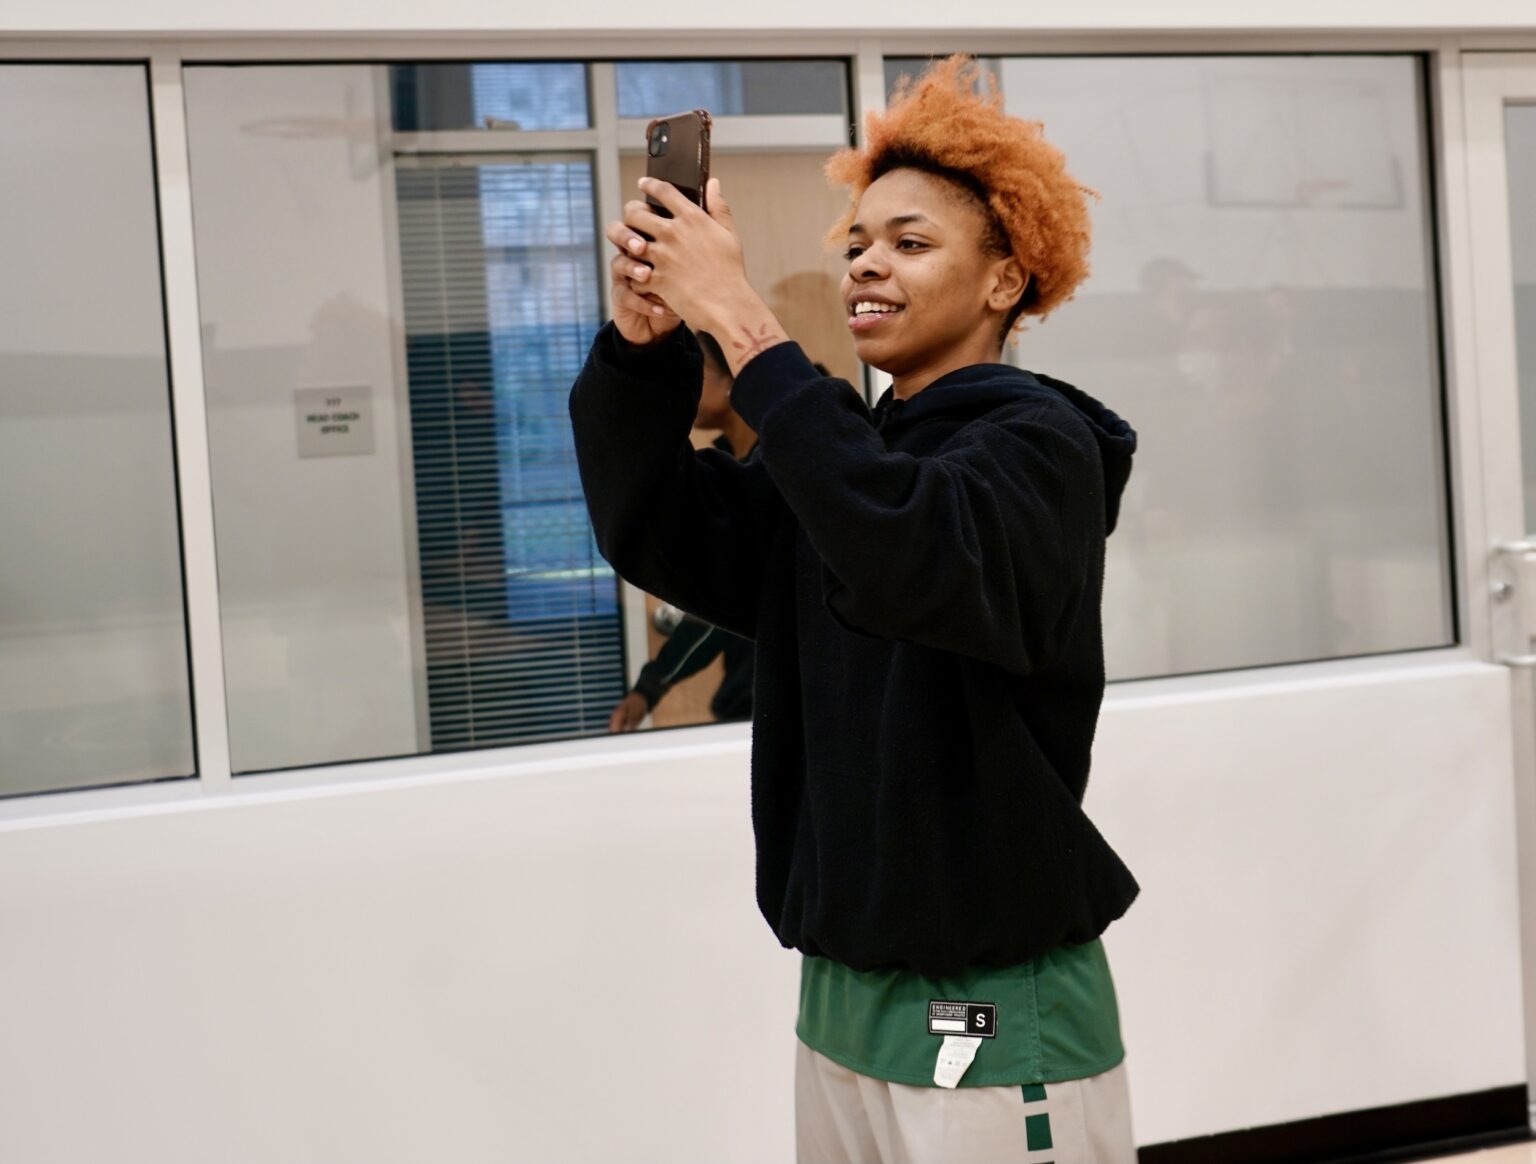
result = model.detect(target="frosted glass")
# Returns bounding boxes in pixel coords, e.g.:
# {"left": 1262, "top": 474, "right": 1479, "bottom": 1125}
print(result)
{"left": 185, "top": 65, "right": 620, "bottom": 772}
{"left": 0, "top": 65, "right": 194, "bottom": 796}
{"left": 1506, "top": 103, "right": 1536, "bottom": 528}
{"left": 887, "top": 55, "right": 1455, "bottom": 678}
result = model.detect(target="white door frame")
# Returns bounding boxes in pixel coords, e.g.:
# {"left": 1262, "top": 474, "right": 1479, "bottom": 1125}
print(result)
{"left": 1463, "top": 50, "right": 1536, "bottom": 1132}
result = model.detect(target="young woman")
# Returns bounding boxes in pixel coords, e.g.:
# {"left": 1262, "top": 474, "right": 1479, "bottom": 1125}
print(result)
{"left": 569, "top": 54, "right": 1140, "bottom": 1163}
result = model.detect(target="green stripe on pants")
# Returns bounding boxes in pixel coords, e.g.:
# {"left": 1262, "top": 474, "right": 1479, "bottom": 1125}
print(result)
{"left": 1026, "top": 1112, "right": 1054, "bottom": 1151}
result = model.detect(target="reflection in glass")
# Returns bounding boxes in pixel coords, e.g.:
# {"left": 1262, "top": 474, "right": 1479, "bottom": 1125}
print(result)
{"left": 611, "top": 145, "right": 859, "bottom": 730}
{"left": 616, "top": 60, "right": 847, "bottom": 117}
{"left": 188, "top": 65, "right": 423, "bottom": 772}
{"left": 188, "top": 64, "right": 624, "bottom": 770}
{"left": 0, "top": 65, "right": 194, "bottom": 797}
{"left": 397, "top": 159, "right": 623, "bottom": 749}
{"left": 1505, "top": 104, "right": 1536, "bottom": 525}
{"left": 391, "top": 63, "right": 590, "bottom": 131}
{"left": 890, "top": 55, "right": 1454, "bottom": 678}
{"left": 184, "top": 58, "right": 858, "bottom": 769}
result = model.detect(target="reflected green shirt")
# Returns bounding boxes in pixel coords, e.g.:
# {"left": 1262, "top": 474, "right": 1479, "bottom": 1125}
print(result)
{"left": 797, "top": 939, "right": 1124, "bottom": 1088}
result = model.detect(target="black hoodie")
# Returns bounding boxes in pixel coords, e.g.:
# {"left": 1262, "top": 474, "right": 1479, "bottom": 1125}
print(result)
{"left": 569, "top": 321, "right": 1139, "bottom": 976}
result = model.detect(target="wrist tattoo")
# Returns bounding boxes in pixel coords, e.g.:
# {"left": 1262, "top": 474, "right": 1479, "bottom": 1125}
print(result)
{"left": 731, "top": 322, "right": 783, "bottom": 363}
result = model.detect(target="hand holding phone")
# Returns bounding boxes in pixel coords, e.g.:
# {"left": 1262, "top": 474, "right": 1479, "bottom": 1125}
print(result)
{"left": 604, "top": 109, "right": 712, "bottom": 346}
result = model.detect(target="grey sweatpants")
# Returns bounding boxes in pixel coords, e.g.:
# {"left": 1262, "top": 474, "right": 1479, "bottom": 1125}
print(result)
{"left": 795, "top": 1043, "right": 1137, "bottom": 1164}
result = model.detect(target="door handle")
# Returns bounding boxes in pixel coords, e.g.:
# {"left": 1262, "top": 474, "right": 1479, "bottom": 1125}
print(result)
{"left": 1493, "top": 538, "right": 1536, "bottom": 668}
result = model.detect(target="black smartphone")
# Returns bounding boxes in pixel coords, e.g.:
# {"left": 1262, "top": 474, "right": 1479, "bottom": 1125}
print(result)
{"left": 637, "top": 108, "right": 711, "bottom": 241}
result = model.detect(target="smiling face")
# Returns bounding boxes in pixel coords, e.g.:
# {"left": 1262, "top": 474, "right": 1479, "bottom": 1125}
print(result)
{"left": 840, "top": 166, "right": 1028, "bottom": 391}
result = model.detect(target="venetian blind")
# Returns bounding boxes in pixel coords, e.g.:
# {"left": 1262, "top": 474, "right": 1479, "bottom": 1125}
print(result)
{"left": 394, "top": 158, "right": 625, "bottom": 750}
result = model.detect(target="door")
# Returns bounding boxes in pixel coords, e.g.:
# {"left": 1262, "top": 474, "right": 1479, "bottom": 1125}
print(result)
{"left": 1465, "top": 51, "right": 1536, "bottom": 1133}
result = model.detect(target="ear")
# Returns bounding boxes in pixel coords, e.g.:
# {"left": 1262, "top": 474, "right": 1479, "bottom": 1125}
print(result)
{"left": 987, "top": 256, "right": 1029, "bottom": 313}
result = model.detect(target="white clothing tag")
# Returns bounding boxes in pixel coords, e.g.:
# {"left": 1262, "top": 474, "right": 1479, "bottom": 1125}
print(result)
{"left": 932, "top": 1034, "right": 983, "bottom": 1088}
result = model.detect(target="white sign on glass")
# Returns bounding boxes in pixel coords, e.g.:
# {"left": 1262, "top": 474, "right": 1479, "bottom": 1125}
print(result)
{"left": 295, "top": 386, "right": 374, "bottom": 457}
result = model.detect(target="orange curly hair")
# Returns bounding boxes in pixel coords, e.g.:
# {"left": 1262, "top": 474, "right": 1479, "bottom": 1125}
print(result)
{"left": 823, "top": 54, "right": 1100, "bottom": 338}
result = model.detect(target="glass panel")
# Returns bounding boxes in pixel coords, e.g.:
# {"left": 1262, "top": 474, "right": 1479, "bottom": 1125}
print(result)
{"left": 615, "top": 145, "right": 860, "bottom": 730}
{"left": 185, "top": 63, "right": 628, "bottom": 772}
{"left": 183, "top": 59, "right": 860, "bottom": 767}
{"left": 889, "top": 55, "right": 1453, "bottom": 679}
{"left": 1506, "top": 103, "right": 1536, "bottom": 522}
{"left": 616, "top": 60, "right": 847, "bottom": 117}
{"left": 391, "top": 63, "right": 590, "bottom": 131}
{"left": 0, "top": 65, "right": 195, "bottom": 797}
{"left": 606, "top": 57, "right": 852, "bottom": 731}
{"left": 397, "top": 159, "right": 621, "bottom": 748}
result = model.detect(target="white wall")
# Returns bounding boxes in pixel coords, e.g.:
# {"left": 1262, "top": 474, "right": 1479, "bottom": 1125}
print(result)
{"left": 0, "top": 657, "right": 1522, "bottom": 1161}
{"left": 184, "top": 65, "right": 422, "bottom": 773}
{"left": 1096, "top": 660, "right": 1524, "bottom": 1141}
{"left": 3, "top": 0, "right": 1536, "bottom": 34}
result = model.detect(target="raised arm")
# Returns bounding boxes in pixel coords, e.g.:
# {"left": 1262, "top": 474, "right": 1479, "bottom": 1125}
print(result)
{"left": 568, "top": 321, "right": 783, "bottom": 640}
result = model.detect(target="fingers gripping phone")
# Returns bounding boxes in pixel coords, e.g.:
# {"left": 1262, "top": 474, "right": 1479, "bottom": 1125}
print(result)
{"left": 636, "top": 108, "right": 711, "bottom": 243}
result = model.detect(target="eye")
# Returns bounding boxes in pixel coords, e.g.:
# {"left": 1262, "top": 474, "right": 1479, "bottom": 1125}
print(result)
{"left": 841, "top": 239, "right": 921, "bottom": 262}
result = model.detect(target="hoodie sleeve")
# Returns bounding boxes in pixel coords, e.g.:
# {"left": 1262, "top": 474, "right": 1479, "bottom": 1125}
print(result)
{"left": 568, "top": 320, "right": 782, "bottom": 640}
{"left": 730, "top": 339, "right": 1099, "bottom": 676}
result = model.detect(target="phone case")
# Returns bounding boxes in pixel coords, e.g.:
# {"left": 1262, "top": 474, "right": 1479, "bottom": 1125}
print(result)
{"left": 644, "top": 109, "right": 712, "bottom": 217}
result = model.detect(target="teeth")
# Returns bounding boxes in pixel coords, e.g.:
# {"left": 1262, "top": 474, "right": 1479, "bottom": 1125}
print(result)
{"left": 854, "top": 302, "right": 901, "bottom": 314}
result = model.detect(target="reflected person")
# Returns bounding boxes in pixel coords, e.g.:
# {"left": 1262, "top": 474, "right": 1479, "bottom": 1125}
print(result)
{"left": 606, "top": 334, "right": 780, "bottom": 732}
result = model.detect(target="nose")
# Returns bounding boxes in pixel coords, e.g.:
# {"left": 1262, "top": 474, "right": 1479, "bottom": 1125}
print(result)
{"left": 849, "top": 245, "right": 887, "bottom": 281}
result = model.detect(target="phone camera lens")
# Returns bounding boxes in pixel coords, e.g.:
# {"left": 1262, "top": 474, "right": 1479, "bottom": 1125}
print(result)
{"left": 648, "top": 121, "right": 671, "bottom": 158}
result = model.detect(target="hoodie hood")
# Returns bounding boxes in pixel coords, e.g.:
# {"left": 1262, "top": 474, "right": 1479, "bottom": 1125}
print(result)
{"left": 870, "top": 363, "right": 1137, "bottom": 535}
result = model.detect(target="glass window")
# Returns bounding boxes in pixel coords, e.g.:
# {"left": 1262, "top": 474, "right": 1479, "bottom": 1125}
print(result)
{"left": 182, "top": 58, "right": 854, "bottom": 770}
{"left": 391, "top": 63, "right": 590, "bottom": 131}
{"left": 615, "top": 142, "right": 860, "bottom": 731}
{"left": 616, "top": 60, "right": 847, "bottom": 117}
{"left": 888, "top": 55, "right": 1454, "bottom": 679}
{"left": 187, "top": 63, "right": 429, "bottom": 773}
{"left": 186, "top": 64, "right": 617, "bottom": 771}
{"left": 0, "top": 64, "right": 195, "bottom": 797}
{"left": 396, "top": 157, "right": 619, "bottom": 748}
{"left": 1505, "top": 104, "right": 1536, "bottom": 522}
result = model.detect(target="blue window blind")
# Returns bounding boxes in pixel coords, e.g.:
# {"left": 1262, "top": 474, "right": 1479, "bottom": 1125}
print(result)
{"left": 473, "top": 64, "right": 589, "bottom": 129}
{"left": 394, "top": 157, "right": 624, "bottom": 749}
{"left": 390, "top": 63, "right": 590, "bottom": 131}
